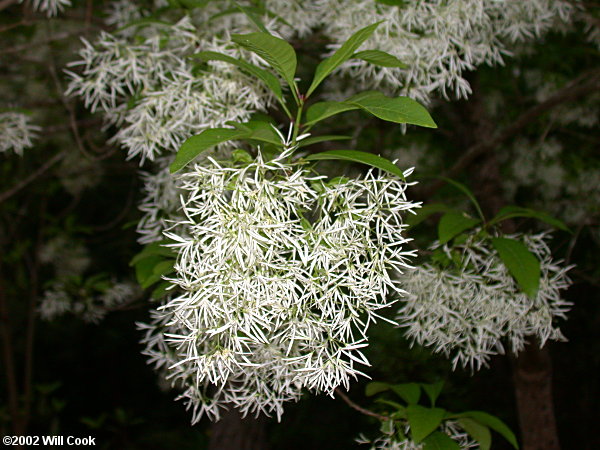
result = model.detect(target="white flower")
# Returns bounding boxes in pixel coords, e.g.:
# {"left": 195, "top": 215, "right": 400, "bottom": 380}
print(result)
{"left": 0, "top": 112, "right": 40, "bottom": 156}
{"left": 139, "top": 148, "right": 419, "bottom": 422}
{"left": 19, "top": 0, "right": 71, "bottom": 17}
{"left": 397, "top": 232, "right": 572, "bottom": 370}
{"left": 66, "top": 19, "right": 272, "bottom": 164}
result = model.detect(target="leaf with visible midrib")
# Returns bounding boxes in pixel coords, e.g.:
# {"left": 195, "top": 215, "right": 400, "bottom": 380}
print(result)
{"left": 232, "top": 32, "right": 297, "bottom": 89}
{"left": 456, "top": 411, "right": 519, "bottom": 449}
{"left": 305, "top": 101, "right": 360, "bottom": 126}
{"left": 306, "top": 150, "right": 406, "bottom": 179}
{"left": 353, "top": 50, "right": 407, "bottom": 68}
{"left": 346, "top": 91, "right": 437, "bottom": 128}
{"left": 170, "top": 128, "right": 246, "bottom": 173}
{"left": 491, "top": 237, "right": 541, "bottom": 299}
{"left": 406, "top": 404, "right": 446, "bottom": 443}
{"left": 306, "top": 22, "right": 381, "bottom": 97}
{"left": 193, "top": 51, "right": 283, "bottom": 101}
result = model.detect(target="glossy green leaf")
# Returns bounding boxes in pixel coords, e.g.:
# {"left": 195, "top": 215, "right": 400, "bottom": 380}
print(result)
{"left": 457, "top": 411, "right": 518, "bottom": 449}
{"left": 130, "top": 241, "right": 175, "bottom": 266}
{"left": 170, "top": 128, "right": 245, "bottom": 173}
{"left": 346, "top": 91, "right": 437, "bottom": 128}
{"left": 134, "top": 255, "right": 163, "bottom": 286}
{"left": 306, "top": 22, "right": 381, "bottom": 97}
{"left": 421, "top": 381, "right": 444, "bottom": 407}
{"left": 231, "top": 32, "right": 297, "bottom": 89}
{"left": 489, "top": 205, "right": 570, "bottom": 232}
{"left": 422, "top": 432, "right": 461, "bottom": 450}
{"left": 391, "top": 383, "right": 421, "bottom": 404}
{"left": 229, "top": 120, "right": 281, "bottom": 145}
{"left": 406, "top": 203, "right": 452, "bottom": 227}
{"left": 458, "top": 418, "right": 491, "bottom": 450}
{"left": 437, "top": 212, "right": 481, "bottom": 244}
{"left": 491, "top": 237, "right": 541, "bottom": 298}
{"left": 304, "top": 101, "right": 360, "bottom": 126}
{"left": 353, "top": 50, "right": 407, "bottom": 68}
{"left": 193, "top": 51, "right": 283, "bottom": 101}
{"left": 297, "top": 135, "right": 352, "bottom": 148}
{"left": 366, "top": 381, "right": 391, "bottom": 396}
{"left": 406, "top": 405, "right": 446, "bottom": 443}
{"left": 306, "top": 150, "right": 406, "bottom": 179}
{"left": 141, "top": 260, "right": 175, "bottom": 289}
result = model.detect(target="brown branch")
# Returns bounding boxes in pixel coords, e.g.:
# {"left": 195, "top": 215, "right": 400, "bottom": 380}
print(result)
{"left": 334, "top": 388, "right": 390, "bottom": 422}
{"left": 0, "top": 151, "right": 66, "bottom": 204}
{"left": 423, "top": 69, "right": 600, "bottom": 198}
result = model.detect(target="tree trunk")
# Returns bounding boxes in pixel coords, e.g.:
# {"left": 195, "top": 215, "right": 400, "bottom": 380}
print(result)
{"left": 208, "top": 408, "right": 269, "bottom": 450}
{"left": 512, "top": 344, "right": 561, "bottom": 450}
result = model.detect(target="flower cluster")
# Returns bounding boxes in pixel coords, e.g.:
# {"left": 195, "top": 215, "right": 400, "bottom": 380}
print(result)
{"left": 397, "top": 233, "right": 572, "bottom": 370}
{"left": 314, "top": 0, "right": 572, "bottom": 102}
{"left": 0, "top": 112, "right": 40, "bottom": 156}
{"left": 66, "top": 17, "right": 272, "bottom": 163}
{"left": 139, "top": 149, "right": 418, "bottom": 422}
{"left": 38, "top": 235, "right": 140, "bottom": 323}
{"left": 356, "top": 420, "right": 477, "bottom": 449}
{"left": 39, "top": 280, "right": 139, "bottom": 323}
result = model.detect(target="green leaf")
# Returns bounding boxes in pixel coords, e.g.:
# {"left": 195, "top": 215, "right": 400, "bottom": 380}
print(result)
{"left": 229, "top": 120, "right": 281, "bottom": 145}
{"left": 422, "top": 432, "right": 461, "bottom": 450}
{"left": 376, "top": 0, "right": 407, "bottom": 6}
{"left": 488, "top": 205, "right": 570, "bottom": 232}
{"left": 134, "top": 255, "right": 163, "bottom": 286}
{"left": 352, "top": 50, "right": 407, "bottom": 68}
{"left": 306, "top": 150, "right": 406, "bottom": 179}
{"left": 231, "top": 32, "right": 297, "bottom": 90}
{"left": 375, "top": 398, "right": 406, "bottom": 411}
{"left": 151, "top": 281, "right": 173, "bottom": 300}
{"left": 366, "top": 381, "right": 391, "bottom": 396}
{"left": 437, "top": 176, "right": 485, "bottom": 222}
{"left": 491, "top": 237, "right": 541, "bottom": 298}
{"left": 141, "top": 260, "right": 175, "bottom": 289}
{"left": 306, "top": 22, "right": 381, "bottom": 97}
{"left": 297, "top": 135, "right": 352, "bottom": 148}
{"left": 406, "top": 405, "right": 446, "bottom": 443}
{"left": 437, "top": 212, "right": 481, "bottom": 244}
{"left": 192, "top": 51, "right": 283, "bottom": 102}
{"left": 406, "top": 203, "right": 451, "bottom": 227}
{"left": 346, "top": 91, "right": 437, "bottom": 128}
{"left": 421, "top": 381, "right": 444, "bottom": 407}
{"left": 130, "top": 241, "right": 174, "bottom": 266}
{"left": 457, "top": 411, "right": 518, "bottom": 449}
{"left": 170, "top": 128, "right": 246, "bottom": 173}
{"left": 380, "top": 419, "right": 395, "bottom": 435}
{"left": 457, "top": 418, "right": 491, "bottom": 450}
{"left": 304, "top": 101, "right": 360, "bottom": 126}
{"left": 391, "top": 383, "right": 421, "bottom": 404}
{"left": 235, "top": 2, "right": 269, "bottom": 33}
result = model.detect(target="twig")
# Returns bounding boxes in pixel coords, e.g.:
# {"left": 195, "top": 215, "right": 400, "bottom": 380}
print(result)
{"left": 334, "top": 388, "right": 390, "bottom": 422}
{"left": 0, "top": 151, "right": 66, "bottom": 204}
